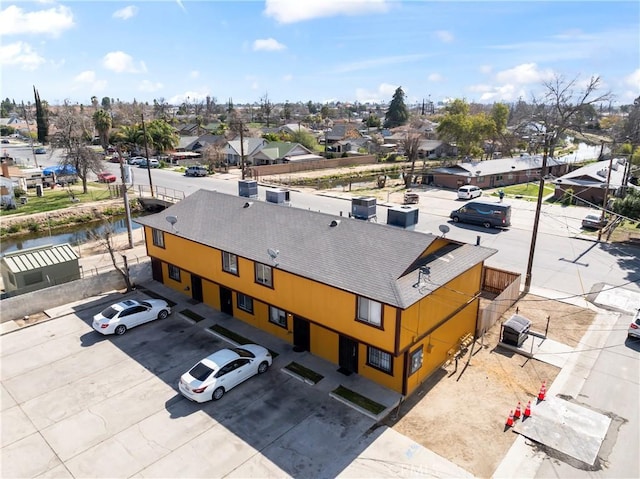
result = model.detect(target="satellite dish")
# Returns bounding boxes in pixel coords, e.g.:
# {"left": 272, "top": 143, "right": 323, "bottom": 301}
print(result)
{"left": 439, "top": 224, "right": 450, "bottom": 237}
{"left": 267, "top": 248, "right": 279, "bottom": 259}
{"left": 166, "top": 215, "right": 178, "bottom": 231}
{"left": 267, "top": 248, "right": 279, "bottom": 267}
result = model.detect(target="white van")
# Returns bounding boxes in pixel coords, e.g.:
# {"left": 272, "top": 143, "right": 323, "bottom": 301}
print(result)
{"left": 185, "top": 165, "right": 208, "bottom": 177}
{"left": 457, "top": 185, "right": 482, "bottom": 200}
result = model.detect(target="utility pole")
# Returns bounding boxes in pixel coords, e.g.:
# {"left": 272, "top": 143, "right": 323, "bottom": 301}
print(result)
{"left": 141, "top": 114, "right": 154, "bottom": 197}
{"left": 524, "top": 131, "right": 554, "bottom": 292}
{"left": 116, "top": 146, "right": 134, "bottom": 249}
{"left": 597, "top": 154, "right": 615, "bottom": 242}
{"left": 239, "top": 121, "right": 246, "bottom": 180}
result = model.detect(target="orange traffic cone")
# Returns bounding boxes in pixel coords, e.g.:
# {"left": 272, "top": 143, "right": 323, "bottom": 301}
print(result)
{"left": 514, "top": 401, "right": 522, "bottom": 419}
{"left": 505, "top": 410, "right": 515, "bottom": 427}
{"left": 524, "top": 400, "right": 532, "bottom": 418}
{"left": 538, "top": 381, "right": 547, "bottom": 401}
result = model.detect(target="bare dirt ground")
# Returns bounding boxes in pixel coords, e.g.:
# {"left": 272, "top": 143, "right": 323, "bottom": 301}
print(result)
{"left": 384, "top": 295, "right": 596, "bottom": 478}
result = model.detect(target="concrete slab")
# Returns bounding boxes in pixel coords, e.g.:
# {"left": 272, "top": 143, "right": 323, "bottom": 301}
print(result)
{"left": 0, "top": 405, "right": 38, "bottom": 448}
{"left": 513, "top": 396, "right": 611, "bottom": 465}
{"left": 0, "top": 382, "right": 16, "bottom": 411}
{"left": 35, "top": 463, "right": 74, "bottom": 478}
{"left": 499, "top": 335, "right": 574, "bottom": 368}
{"left": 594, "top": 285, "right": 640, "bottom": 313}
{"left": 1, "top": 320, "right": 20, "bottom": 334}
{"left": 338, "top": 427, "right": 474, "bottom": 478}
{"left": 1, "top": 432, "right": 61, "bottom": 478}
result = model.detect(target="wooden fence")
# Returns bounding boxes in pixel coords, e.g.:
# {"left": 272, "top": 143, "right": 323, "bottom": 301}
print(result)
{"left": 477, "top": 266, "right": 521, "bottom": 336}
{"left": 249, "top": 155, "right": 378, "bottom": 178}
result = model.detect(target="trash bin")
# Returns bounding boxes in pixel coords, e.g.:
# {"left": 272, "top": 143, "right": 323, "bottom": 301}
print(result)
{"left": 501, "top": 314, "right": 531, "bottom": 347}
{"left": 20, "top": 196, "right": 28, "bottom": 205}
{"left": 36, "top": 184, "right": 43, "bottom": 197}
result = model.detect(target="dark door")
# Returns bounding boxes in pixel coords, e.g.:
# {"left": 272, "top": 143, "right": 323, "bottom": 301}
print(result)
{"left": 219, "top": 287, "right": 233, "bottom": 315}
{"left": 339, "top": 335, "right": 358, "bottom": 374}
{"left": 151, "top": 259, "right": 163, "bottom": 283}
{"left": 191, "top": 275, "right": 203, "bottom": 302}
{"left": 293, "top": 316, "right": 310, "bottom": 352}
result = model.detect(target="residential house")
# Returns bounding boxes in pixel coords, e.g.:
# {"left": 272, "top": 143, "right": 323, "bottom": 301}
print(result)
{"left": 552, "top": 157, "right": 631, "bottom": 205}
{"left": 136, "top": 190, "right": 496, "bottom": 396}
{"left": 224, "top": 138, "right": 268, "bottom": 166}
{"left": 252, "top": 142, "right": 322, "bottom": 165}
{"left": 430, "top": 155, "right": 569, "bottom": 190}
{"left": 417, "top": 140, "right": 456, "bottom": 159}
{"left": 324, "top": 124, "right": 362, "bottom": 148}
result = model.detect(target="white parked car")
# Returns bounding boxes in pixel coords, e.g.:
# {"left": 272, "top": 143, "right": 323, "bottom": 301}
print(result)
{"left": 628, "top": 309, "right": 640, "bottom": 340}
{"left": 457, "top": 185, "right": 482, "bottom": 200}
{"left": 179, "top": 345, "right": 272, "bottom": 402}
{"left": 92, "top": 299, "right": 172, "bottom": 335}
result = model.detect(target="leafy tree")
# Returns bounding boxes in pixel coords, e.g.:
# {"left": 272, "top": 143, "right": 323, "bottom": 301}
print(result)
{"left": 612, "top": 188, "right": 640, "bottom": 220}
{"left": 113, "top": 124, "right": 144, "bottom": 155}
{"left": 101, "top": 97, "right": 111, "bottom": 110}
{"left": 307, "top": 101, "right": 318, "bottom": 114}
{"left": 365, "top": 113, "right": 381, "bottom": 128}
{"left": 384, "top": 87, "right": 409, "bottom": 128}
{"left": 283, "top": 101, "right": 292, "bottom": 121}
{"left": 92, "top": 109, "right": 112, "bottom": 151}
{"left": 320, "top": 105, "right": 330, "bottom": 119}
{"left": 290, "top": 129, "right": 318, "bottom": 151}
{"left": 33, "top": 87, "right": 49, "bottom": 144}
{"left": 1, "top": 98, "right": 15, "bottom": 117}
{"left": 146, "top": 119, "right": 179, "bottom": 153}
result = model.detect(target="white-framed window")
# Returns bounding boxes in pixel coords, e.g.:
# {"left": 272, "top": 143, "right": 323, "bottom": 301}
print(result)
{"left": 367, "top": 346, "right": 392, "bottom": 373}
{"left": 255, "top": 263, "right": 273, "bottom": 287}
{"left": 410, "top": 347, "right": 423, "bottom": 375}
{"left": 222, "top": 251, "right": 238, "bottom": 274}
{"left": 168, "top": 264, "right": 181, "bottom": 281}
{"left": 269, "top": 306, "right": 287, "bottom": 328}
{"left": 152, "top": 228, "right": 165, "bottom": 248}
{"left": 357, "top": 297, "right": 382, "bottom": 327}
{"left": 237, "top": 293, "right": 253, "bottom": 314}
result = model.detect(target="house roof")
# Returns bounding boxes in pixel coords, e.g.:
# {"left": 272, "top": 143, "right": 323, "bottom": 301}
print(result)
{"left": 253, "top": 142, "right": 312, "bottom": 161}
{"left": 136, "top": 190, "right": 495, "bottom": 309}
{"left": 432, "top": 155, "right": 565, "bottom": 177}
{"left": 226, "top": 138, "right": 267, "bottom": 156}
{"left": 1, "top": 243, "right": 79, "bottom": 273}
{"left": 553, "top": 157, "right": 629, "bottom": 188}
{"left": 326, "top": 124, "right": 361, "bottom": 141}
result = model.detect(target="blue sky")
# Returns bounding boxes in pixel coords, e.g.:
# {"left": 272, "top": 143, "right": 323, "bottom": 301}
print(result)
{"left": 1, "top": 1, "right": 638, "bottom": 107}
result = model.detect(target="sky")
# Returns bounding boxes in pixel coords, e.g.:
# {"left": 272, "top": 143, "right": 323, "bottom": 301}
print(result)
{"left": 1, "top": 0, "right": 639, "bottom": 108}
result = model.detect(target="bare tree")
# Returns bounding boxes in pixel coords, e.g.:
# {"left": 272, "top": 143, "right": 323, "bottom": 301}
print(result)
{"left": 403, "top": 132, "right": 422, "bottom": 188}
{"left": 91, "top": 220, "right": 134, "bottom": 292}
{"left": 260, "top": 92, "right": 273, "bottom": 127}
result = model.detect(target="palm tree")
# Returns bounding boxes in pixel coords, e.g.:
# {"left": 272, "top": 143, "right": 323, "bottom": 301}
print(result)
{"left": 113, "top": 124, "right": 143, "bottom": 155}
{"left": 92, "top": 109, "right": 112, "bottom": 151}
{"left": 146, "top": 119, "right": 179, "bottom": 155}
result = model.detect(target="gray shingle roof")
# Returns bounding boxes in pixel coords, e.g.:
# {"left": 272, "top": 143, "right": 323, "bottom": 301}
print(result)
{"left": 136, "top": 190, "right": 496, "bottom": 308}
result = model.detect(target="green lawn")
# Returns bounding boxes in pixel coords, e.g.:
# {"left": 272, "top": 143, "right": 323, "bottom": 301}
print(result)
{"left": 500, "top": 182, "right": 555, "bottom": 199}
{"left": 1, "top": 185, "right": 116, "bottom": 216}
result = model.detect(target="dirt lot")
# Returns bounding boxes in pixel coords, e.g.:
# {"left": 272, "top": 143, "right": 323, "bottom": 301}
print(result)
{"left": 384, "top": 295, "right": 596, "bottom": 478}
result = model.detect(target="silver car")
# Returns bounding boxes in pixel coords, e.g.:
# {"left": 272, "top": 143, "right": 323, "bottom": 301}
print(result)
{"left": 628, "top": 309, "right": 640, "bottom": 339}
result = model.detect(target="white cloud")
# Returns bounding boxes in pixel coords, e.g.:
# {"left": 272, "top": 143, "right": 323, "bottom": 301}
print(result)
{"left": 253, "top": 38, "right": 286, "bottom": 51}
{"left": 355, "top": 83, "right": 398, "bottom": 103}
{"left": 113, "top": 6, "right": 138, "bottom": 20}
{"left": 102, "top": 51, "right": 147, "bottom": 73}
{"left": 427, "top": 73, "right": 443, "bottom": 82}
{"left": 495, "top": 63, "right": 554, "bottom": 85}
{"left": 283, "top": 74, "right": 293, "bottom": 82}
{"left": 624, "top": 69, "right": 640, "bottom": 89}
{"left": 169, "top": 90, "right": 210, "bottom": 104}
{"left": 0, "top": 41, "right": 45, "bottom": 70}
{"left": 434, "top": 30, "right": 454, "bottom": 43}
{"left": 0, "top": 5, "right": 74, "bottom": 37}
{"left": 479, "top": 65, "right": 492, "bottom": 74}
{"left": 139, "top": 80, "right": 163, "bottom": 92}
{"left": 72, "top": 70, "right": 107, "bottom": 92}
{"left": 264, "top": 0, "right": 390, "bottom": 24}
{"left": 190, "top": 70, "right": 200, "bottom": 79}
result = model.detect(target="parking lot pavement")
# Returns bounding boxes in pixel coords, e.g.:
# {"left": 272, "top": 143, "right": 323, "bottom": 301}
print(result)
{"left": 1, "top": 282, "right": 468, "bottom": 478}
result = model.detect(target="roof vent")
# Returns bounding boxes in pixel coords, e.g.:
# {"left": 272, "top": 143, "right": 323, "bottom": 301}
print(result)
{"left": 330, "top": 219, "right": 341, "bottom": 227}
{"left": 243, "top": 201, "right": 253, "bottom": 208}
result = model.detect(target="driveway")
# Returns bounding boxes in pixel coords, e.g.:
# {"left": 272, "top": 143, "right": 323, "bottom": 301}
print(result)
{"left": 1, "top": 286, "right": 467, "bottom": 478}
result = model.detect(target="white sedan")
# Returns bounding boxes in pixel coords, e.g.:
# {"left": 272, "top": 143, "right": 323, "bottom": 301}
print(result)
{"left": 179, "top": 345, "right": 272, "bottom": 402}
{"left": 92, "top": 299, "right": 172, "bottom": 335}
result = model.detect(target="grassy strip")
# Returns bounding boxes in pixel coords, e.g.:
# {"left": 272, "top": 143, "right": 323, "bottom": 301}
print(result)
{"left": 333, "top": 385, "right": 386, "bottom": 415}
{"left": 208, "top": 324, "right": 278, "bottom": 358}
{"left": 180, "top": 309, "right": 205, "bottom": 322}
{"left": 284, "top": 362, "right": 324, "bottom": 384}
{"left": 1, "top": 187, "right": 115, "bottom": 216}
